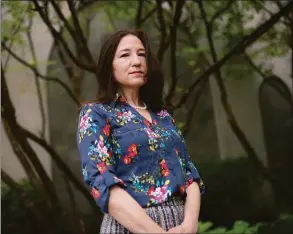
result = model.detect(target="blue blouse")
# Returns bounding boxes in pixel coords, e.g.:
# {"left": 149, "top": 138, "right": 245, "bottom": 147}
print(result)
{"left": 76, "top": 96, "right": 205, "bottom": 213}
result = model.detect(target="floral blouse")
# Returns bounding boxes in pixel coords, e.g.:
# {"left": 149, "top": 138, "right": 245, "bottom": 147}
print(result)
{"left": 76, "top": 97, "right": 205, "bottom": 213}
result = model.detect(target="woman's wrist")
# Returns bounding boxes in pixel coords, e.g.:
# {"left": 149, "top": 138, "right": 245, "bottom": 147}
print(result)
{"left": 182, "top": 218, "right": 198, "bottom": 232}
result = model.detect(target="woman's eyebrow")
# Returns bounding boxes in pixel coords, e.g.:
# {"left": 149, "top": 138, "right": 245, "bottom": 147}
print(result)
{"left": 119, "top": 48, "right": 130, "bottom": 53}
{"left": 118, "top": 48, "right": 145, "bottom": 53}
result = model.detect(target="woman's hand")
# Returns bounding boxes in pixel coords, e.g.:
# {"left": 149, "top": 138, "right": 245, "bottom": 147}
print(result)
{"left": 169, "top": 182, "right": 200, "bottom": 233}
{"left": 167, "top": 221, "right": 198, "bottom": 233}
{"left": 109, "top": 186, "right": 167, "bottom": 233}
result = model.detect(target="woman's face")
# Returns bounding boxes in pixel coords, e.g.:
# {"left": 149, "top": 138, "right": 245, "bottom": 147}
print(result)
{"left": 112, "top": 34, "right": 148, "bottom": 89}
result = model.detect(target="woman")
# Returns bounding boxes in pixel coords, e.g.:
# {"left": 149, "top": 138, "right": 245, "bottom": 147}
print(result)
{"left": 76, "top": 29, "right": 205, "bottom": 233}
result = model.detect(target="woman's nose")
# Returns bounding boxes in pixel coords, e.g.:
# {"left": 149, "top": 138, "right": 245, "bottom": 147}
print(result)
{"left": 131, "top": 55, "right": 141, "bottom": 66}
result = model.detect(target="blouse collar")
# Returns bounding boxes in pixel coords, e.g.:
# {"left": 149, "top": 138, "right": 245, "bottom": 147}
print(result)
{"left": 109, "top": 93, "right": 127, "bottom": 109}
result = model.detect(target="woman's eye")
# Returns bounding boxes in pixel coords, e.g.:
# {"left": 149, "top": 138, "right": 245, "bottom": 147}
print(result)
{"left": 120, "top": 54, "right": 129, "bottom": 57}
{"left": 138, "top": 53, "right": 146, "bottom": 57}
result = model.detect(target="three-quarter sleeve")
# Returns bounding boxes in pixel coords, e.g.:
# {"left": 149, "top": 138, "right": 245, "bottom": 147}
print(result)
{"left": 76, "top": 103, "right": 126, "bottom": 213}
{"left": 182, "top": 150, "right": 205, "bottom": 195}
{"left": 171, "top": 116, "right": 205, "bottom": 195}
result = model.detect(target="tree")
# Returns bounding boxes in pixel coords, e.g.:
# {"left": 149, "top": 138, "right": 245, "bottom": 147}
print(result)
{"left": 1, "top": 0, "right": 293, "bottom": 233}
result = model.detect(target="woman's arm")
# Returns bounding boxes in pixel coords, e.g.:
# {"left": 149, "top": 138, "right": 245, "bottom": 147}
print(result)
{"left": 109, "top": 185, "right": 167, "bottom": 233}
{"left": 167, "top": 182, "right": 201, "bottom": 233}
{"left": 182, "top": 182, "right": 201, "bottom": 231}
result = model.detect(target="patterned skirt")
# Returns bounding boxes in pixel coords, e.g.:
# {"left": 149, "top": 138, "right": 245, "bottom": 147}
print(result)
{"left": 100, "top": 197, "right": 185, "bottom": 233}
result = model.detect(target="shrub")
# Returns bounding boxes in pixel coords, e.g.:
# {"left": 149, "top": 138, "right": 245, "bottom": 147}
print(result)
{"left": 1, "top": 180, "right": 79, "bottom": 234}
{"left": 196, "top": 157, "right": 279, "bottom": 226}
{"left": 198, "top": 214, "right": 293, "bottom": 234}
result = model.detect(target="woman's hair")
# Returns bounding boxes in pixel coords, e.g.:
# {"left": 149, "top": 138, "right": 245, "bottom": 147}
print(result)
{"left": 95, "top": 29, "right": 165, "bottom": 112}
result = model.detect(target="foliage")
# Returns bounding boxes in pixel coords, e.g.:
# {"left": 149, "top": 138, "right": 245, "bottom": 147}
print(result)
{"left": 196, "top": 157, "right": 281, "bottom": 226}
{"left": 1, "top": 1, "right": 32, "bottom": 46}
{"left": 1, "top": 179, "right": 100, "bottom": 234}
{"left": 198, "top": 214, "right": 293, "bottom": 234}
{"left": 257, "top": 214, "right": 293, "bottom": 234}
{"left": 1, "top": 180, "right": 47, "bottom": 234}
{"left": 198, "top": 220, "right": 259, "bottom": 234}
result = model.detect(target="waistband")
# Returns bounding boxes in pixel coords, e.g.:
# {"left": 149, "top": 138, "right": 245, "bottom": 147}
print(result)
{"left": 144, "top": 196, "right": 185, "bottom": 209}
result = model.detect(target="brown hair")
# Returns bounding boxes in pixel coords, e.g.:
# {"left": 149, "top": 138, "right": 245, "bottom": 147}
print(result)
{"left": 94, "top": 29, "right": 165, "bottom": 112}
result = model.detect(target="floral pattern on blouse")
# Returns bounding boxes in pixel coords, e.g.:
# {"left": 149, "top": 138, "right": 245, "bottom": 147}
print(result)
{"left": 76, "top": 98, "right": 205, "bottom": 213}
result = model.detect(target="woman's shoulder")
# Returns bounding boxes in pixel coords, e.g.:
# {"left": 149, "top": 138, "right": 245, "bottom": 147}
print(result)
{"left": 79, "top": 101, "right": 113, "bottom": 117}
{"left": 156, "top": 109, "right": 174, "bottom": 120}
{"left": 155, "top": 109, "right": 176, "bottom": 126}
{"left": 156, "top": 109, "right": 171, "bottom": 117}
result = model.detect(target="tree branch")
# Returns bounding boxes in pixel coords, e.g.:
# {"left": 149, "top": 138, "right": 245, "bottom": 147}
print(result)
{"left": 27, "top": 11, "right": 46, "bottom": 139}
{"left": 244, "top": 53, "right": 266, "bottom": 79}
{"left": 49, "top": 0, "right": 81, "bottom": 46}
{"left": 165, "top": 0, "right": 185, "bottom": 105}
{"left": 54, "top": 40, "right": 84, "bottom": 101}
{"left": 176, "top": 0, "right": 293, "bottom": 108}
{"left": 22, "top": 127, "right": 100, "bottom": 215}
{"left": 31, "top": 0, "right": 96, "bottom": 73}
{"left": 76, "top": 0, "right": 100, "bottom": 13}
{"left": 2, "top": 4, "right": 30, "bottom": 70}
{"left": 135, "top": 0, "right": 144, "bottom": 28}
{"left": 210, "top": 0, "right": 234, "bottom": 27}
{"left": 1, "top": 67, "right": 60, "bottom": 208}
{"left": 141, "top": 6, "right": 157, "bottom": 25}
{"left": 182, "top": 78, "right": 207, "bottom": 136}
{"left": 182, "top": 52, "right": 211, "bottom": 137}
{"left": 156, "top": 0, "right": 169, "bottom": 62}
{"left": 2, "top": 42, "right": 80, "bottom": 106}
{"left": 233, "top": 3, "right": 268, "bottom": 80}
{"left": 105, "top": 7, "right": 118, "bottom": 31}
{"left": 50, "top": 0, "right": 94, "bottom": 66}
{"left": 1, "top": 170, "right": 23, "bottom": 190}
{"left": 250, "top": 0, "right": 290, "bottom": 26}
{"left": 271, "top": 0, "right": 289, "bottom": 16}
{"left": 66, "top": 0, "right": 95, "bottom": 64}
{"left": 1, "top": 67, "right": 40, "bottom": 186}
{"left": 291, "top": 12, "right": 293, "bottom": 81}
{"left": 198, "top": 0, "right": 218, "bottom": 65}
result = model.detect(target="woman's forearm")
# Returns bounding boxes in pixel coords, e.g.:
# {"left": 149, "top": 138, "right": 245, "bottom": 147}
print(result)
{"left": 108, "top": 186, "right": 166, "bottom": 233}
{"left": 182, "top": 182, "right": 201, "bottom": 227}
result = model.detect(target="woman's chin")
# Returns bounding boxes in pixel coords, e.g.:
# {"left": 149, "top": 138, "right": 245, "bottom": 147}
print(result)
{"left": 129, "top": 79, "right": 146, "bottom": 88}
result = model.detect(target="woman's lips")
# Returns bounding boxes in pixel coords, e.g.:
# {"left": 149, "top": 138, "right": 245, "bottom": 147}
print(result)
{"left": 129, "top": 72, "right": 144, "bottom": 76}
{"left": 130, "top": 71, "right": 143, "bottom": 74}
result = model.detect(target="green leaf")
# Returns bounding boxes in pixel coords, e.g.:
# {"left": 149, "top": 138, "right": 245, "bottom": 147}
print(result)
{"left": 229, "top": 220, "right": 250, "bottom": 233}
{"left": 177, "top": 122, "right": 185, "bottom": 129}
{"left": 192, "top": 68, "right": 201, "bottom": 75}
{"left": 188, "top": 60, "right": 196, "bottom": 67}
{"left": 198, "top": 221, "right": 213, "bottom": 233}
{"left": 175, "top": 86, "right": 184, "bottom": 93}
{"left": 209, "top": 227, "right": 227, "bottom": 233}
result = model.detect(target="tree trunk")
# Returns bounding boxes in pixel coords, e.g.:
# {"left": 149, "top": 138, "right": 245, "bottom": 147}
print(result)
{"left": 1, "top": 68, "right": 60, "bottom": 210}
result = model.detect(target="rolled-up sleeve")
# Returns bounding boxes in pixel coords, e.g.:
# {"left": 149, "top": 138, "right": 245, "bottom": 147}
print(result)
{"left": 76, "top": 104, "right": 126, "bottom": 213}
{"left": 182, "top": 150, "right": 205, "bottom": 195}
{"left": 170, "top": 114, "right": 205, "bottom": 195}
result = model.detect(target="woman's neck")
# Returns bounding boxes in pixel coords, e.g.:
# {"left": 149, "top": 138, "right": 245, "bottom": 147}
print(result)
{"left": 119, "top": 88, "right": 141, "bottom": 106}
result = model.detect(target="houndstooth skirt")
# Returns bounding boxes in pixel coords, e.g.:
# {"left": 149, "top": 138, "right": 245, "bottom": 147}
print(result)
{"left": 100, "top": 197, "right": 185, "bottom": 233}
